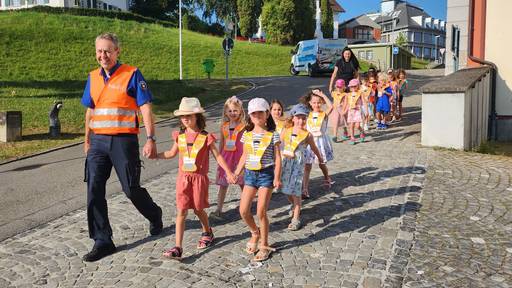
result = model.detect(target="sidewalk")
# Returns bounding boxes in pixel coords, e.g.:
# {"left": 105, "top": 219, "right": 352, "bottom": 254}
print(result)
{"left": 1, "top": 71, "right": 510, "bottom": 288}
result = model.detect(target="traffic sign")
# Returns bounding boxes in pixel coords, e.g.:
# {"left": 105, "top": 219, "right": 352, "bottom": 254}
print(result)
{"left": 439, "top": 48, "right": 446, "bottom": 55}
{"left": 222, "top": 38, "right": 234, "bottom": 52}
{"left": 392, "top": 46, "right": 399, "bottom": 55}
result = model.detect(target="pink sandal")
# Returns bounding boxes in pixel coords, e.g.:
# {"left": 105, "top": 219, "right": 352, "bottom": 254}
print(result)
{"left": 162, "top": 246, "right": 183, "bottom": 260}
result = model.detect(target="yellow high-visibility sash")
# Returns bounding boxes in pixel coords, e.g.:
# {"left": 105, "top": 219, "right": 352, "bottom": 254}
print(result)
{"left": 307, "top": 111, "right": 325, "bottom": 137}
{"left": 244, "top": 131, "right": 273, "bottom": 171}
{"left": 178, "top": 132, "right": 208, "bottom": 172}
{"left": 348, "top": 91, "right": 362, "bottom": 109}
{"left": 275, "top": 119, "right": 285, "bottom": 135}
{"left": 222, "top": 122, "right": 244, "bottom": 152}
{"left": 282, "top": 128, "right": 309, "bottom": 158}
{"left": 332, "top": 91, "right": 345, "bottom": 106}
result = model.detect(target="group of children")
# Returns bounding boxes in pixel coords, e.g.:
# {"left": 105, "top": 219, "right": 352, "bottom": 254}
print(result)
{"left": 155, "top": 68, "right": 408, "bottom": 263}
{"left": 329, "top": 68, "right": 409, "bottom": 144}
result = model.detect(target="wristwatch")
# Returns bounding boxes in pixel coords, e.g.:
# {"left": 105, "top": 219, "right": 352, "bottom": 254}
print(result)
{"left": 146, "top": 135, "right": 156, "bottom": 142}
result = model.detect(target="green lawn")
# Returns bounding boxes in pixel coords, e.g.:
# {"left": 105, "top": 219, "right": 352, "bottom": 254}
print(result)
{"left": 411, "top": 57, "right": 431, "bottom": 69}
{"left": 0, "top": 10, "right": 293, "bottom": 160}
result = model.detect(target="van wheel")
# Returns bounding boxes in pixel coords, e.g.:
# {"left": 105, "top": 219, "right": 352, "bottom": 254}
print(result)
{"left": 307, "top": 64, "right": 315, "bottom": 77}
{"left": 290, "top": 64, "right": 299, "bottom": 76}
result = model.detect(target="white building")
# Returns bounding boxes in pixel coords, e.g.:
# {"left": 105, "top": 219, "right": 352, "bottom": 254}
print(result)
{"left": 0, "top": 0, "right": 129, "bottom": 11}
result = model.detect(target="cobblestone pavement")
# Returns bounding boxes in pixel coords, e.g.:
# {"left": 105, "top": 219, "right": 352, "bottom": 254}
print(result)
{"left": 1, "top": 71, "right": 511, "bottom": 287}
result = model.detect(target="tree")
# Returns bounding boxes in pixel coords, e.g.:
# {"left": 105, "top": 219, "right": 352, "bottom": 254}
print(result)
{"left": 395, "top": 32, "right": 407, "bottom": 47}
{"left": 237, "top": 0, "right": 262, "bottom": 38}
{"left": 320, "top": 0, "right": 333, "bottom": 38}
{"left": 262, "top": 0, "right": 314, "bottom": 45}
{"left": 130, "top": 0, "right": 177, "bottom": 20}
{"left": 196, "top": 0, "right": 238, "bottom": 22}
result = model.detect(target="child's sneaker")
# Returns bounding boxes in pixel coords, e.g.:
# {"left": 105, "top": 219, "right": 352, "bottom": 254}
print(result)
{"left": 341, "top": 134, "right": 350, "bottom": 141}
{"left": 364, "top": 124, "right": 369, "bottom": 131}
{"left": 359, "top": 134, "right": 366, "bottom": 143}
{"left": 382, "top": 123, "right": 388, "bottom": 130}
{"left": 376, "top": 123, "right": 382, "bottom": 130}
{"left": 349, "top": 138, "right": 356, "bottom": 145}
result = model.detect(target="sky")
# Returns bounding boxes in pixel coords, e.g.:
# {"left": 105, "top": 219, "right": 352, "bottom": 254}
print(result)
{"left": 337, "top": 0, "right": 447, "bottom": 22}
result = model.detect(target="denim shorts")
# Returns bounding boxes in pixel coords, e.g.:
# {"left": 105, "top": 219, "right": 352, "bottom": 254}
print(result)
{"left": 244, "top": 166, "right": 274, "bottom": 188}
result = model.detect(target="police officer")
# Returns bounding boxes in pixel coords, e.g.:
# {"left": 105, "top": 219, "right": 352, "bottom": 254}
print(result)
{"left": 81, "top": 33, "right": 163, "bottom": 262}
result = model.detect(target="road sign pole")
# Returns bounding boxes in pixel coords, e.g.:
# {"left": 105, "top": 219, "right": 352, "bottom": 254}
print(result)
{"left": 225, "top": 51, "right": 229, "bottom": 81}
{"left": 391, "top": 46, "right": 394, "bottom": 69}
{"left": 179, "top": 0, "right": 182, "bottom": 80}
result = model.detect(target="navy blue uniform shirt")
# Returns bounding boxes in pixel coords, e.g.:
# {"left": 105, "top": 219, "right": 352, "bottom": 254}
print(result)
{"left": 81, "top": 62, "right": 153, "bottom": 108}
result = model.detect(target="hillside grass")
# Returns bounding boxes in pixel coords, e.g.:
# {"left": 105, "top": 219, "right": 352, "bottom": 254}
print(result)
{"left": 0, "top": 10, "right": 292, "bottom": 160}
{"left": 411, "top": 57, "right": 430, "bottom": 69}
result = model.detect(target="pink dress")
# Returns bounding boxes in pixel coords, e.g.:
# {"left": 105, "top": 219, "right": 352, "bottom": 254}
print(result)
{"left": 329, "top": 92, "right": 347, "bottom": 129}
{"left": 173, "top": 130, "right": 216, "bottom": 210}
{"left": 216, "top": 126, "right": 244, "bottom": 187}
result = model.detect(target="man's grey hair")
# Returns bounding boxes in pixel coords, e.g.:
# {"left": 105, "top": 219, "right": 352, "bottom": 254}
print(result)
{"left": 96, "top": 32, "right": 120, "bottom": 48}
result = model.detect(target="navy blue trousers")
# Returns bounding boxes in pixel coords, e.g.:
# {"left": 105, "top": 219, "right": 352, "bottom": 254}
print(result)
{"left": 85, "top": 133, "right": 161, "bottom": 245}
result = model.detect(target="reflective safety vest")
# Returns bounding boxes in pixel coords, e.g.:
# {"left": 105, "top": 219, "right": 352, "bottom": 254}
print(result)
{"left": 332, "top": 91, "right": 346, "bottom": 106}
{"left": 347, "top": 91, "right": 362, "bottom": 109}
{"left": 89, "top": 64, "right": 139, "bottom": 135}
{"left": 281, "top": 128, "right": 309, "bottom": 158}
{"left": 178, "top": 130, "right": 208, "bottom": 172}
{"left": 244, "top": 131, "right": 273, "bottom": 171}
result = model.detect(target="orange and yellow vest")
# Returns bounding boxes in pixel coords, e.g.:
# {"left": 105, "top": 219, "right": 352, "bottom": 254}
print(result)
{"left": 89, "top": 64, "right": 139, "bottom": 135}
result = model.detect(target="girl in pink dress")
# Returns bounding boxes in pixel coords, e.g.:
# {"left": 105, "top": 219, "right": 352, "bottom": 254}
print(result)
{"left": 210, "top": 96, "right": 246, "bottom": 220}
{"left": 157, "top": 97, "right": 235, "bottom": 260}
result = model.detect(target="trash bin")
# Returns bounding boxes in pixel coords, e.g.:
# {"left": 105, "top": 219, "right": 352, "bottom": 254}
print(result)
{"left": 0, "top": 111, "right": 22, "bottom": 142}
{"left": 202, "top": 58, "right": 215, "bottom": 79}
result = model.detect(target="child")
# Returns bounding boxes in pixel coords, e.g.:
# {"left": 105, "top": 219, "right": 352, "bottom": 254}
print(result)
{"left": 368, "top": 74, "right": 378, "bottom": 123}
{"left": 396, "top": 69, "right": 408, "bottom": 120}
{"left": 280, "top": 104, "right": 324, "bottom": 230}
{"left": 158, "top": 97, "right": 236, "bottom": 260}
{"left": 234, "top": 98, "right": 282, "bottom": 262}
{"left": 210, "top": 96, "right": 246, "bottom": 220}
{"left": 301, "top": 89, "right": 335, "bottom": 199}
{"left": 270, "top": 99, "right": 286, "bottom": 135}
{"left": 328, "top": 79, "right": 349, "bottom": 143}
{"left": 387, "top": 69, "right": 398, "bottom": 122}
{"left": 360, "top": 75, "right": 372, "bottom": 132}
{"left": 376, "top": 72, "right": 393, "bottom": 130}
{"left": 342, "top": 79, "right": 366, "bottom": 145}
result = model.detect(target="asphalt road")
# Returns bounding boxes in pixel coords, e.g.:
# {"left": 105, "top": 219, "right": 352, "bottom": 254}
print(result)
{"left": 0, "top": 75, "right": 329, "bottom": 241}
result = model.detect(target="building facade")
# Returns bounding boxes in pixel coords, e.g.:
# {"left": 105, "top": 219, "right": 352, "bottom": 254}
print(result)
{"left": 445, "top": 0, "right": 512, "bottom": 140}
{"left": 0, "top": 0, "right": 128, "bottom": 11}
{"left": 339, "top": 0, "right": 446, "bottom": 61}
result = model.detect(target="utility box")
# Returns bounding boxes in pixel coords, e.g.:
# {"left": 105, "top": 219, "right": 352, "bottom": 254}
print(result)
{"left": 0, "top": 111, "right": 22, "bottom": 142}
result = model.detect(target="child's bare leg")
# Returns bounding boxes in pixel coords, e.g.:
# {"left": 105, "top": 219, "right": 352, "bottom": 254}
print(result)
{"left": 399, "top": 102, "right": 403, "bottom": 117}
{"left": 215, "top": 186, "right": 228, "bottom": 213}
{"left": 319, "top": 163, "right": 330, "bottom": 181}
{"left": 303, "top": 164, "right": 312, "bottom": 196}
{"left": 292, "top": 196, "right": 301, "bottom": 220}
{"left": 256, "top": 187, "right": 273, "bottom": 247}
{"left": 193, "top": 209, "right": 210, "bottom": 233}
{"left": 175, "top": 209, "right": 187, "bottom": 247}
{"left": 239, "top": 186, "right": 258, "bottom": 231}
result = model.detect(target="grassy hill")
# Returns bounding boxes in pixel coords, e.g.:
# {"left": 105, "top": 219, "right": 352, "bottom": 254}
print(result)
{"left": 0, "top": 10, "right": 293, "bottom": 160}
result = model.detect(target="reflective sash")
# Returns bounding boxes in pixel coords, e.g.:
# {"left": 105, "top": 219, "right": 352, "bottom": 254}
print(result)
{"left": 307, "top": 112, "right": 325, "bottom": 137}
{"left": 89, "top": 108, "right": 137, "bottom": 129}
{"left": 275, "top": 119, "right": 285, "bottom": 135}
{"left": 282, "top": 128, "right": 308, "bottom": 158}
{"left": 178, "top": 132, "right": 208, "bottom": 172}
{"left": 244, "top": 131, "right": 273, "bottom": 171}
{"left": 222, "top": 122, "right": 244, "bottom": 152}
{"left": 332, "top": 91, "right": 345, "bottom": 106}
{"left": 348, "top": 91, "right": 362, "bottom": 109}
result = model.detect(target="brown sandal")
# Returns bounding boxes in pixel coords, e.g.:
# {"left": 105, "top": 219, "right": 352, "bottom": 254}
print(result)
{"left": 245, "top": 229, "right": 260, "bottom": 254}
{"left": 252, "top": 245, "right": 276, "bottom": 262}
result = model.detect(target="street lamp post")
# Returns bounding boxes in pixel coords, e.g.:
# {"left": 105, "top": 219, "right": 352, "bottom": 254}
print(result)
{"left": 435, "top": 35, "right": 441, "bottom": 63}
{"left": 179, "top": 0, "right": 183, "bottom": 80}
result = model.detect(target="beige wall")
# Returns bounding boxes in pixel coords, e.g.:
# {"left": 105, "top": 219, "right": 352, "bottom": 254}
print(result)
{"left": 486, "top": 1, "right": 512, "bottom": 116}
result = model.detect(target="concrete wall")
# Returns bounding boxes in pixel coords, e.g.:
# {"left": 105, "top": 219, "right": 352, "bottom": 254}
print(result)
{"left": 422, "top": 92, "right": 467, "bottom": 149}
{"left": 485, "top": 0, "right": 512, "bottom": 138}
{"left": 444, "top": 0, "right": 470, "bottom": 75}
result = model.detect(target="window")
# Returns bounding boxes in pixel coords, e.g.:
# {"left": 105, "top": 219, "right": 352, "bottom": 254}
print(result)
{"left": 75, "top": 0, "right": 80, "bottom": 6}
{"left": 413, "top": 46, "right": 421, "bottom": 57}
{"left": 414, "top": 32, "right": 422, "bottom": 43}
{"left": 354, "top": 26, "right": 373, "bottom": 40}
{"left": 432, "top": 48, "right": 437, "bottom": 58}
{"left": 358, "top": 51, "right": 366, "bottom": 59}
{"left": 407, "top": 31, "right": 414, "bottom": 41}
{"left": 424, "top": 47, "right": 431, "bottom": 58}
{"left": 366, "top": 50, "right": 374, "bottom": 60}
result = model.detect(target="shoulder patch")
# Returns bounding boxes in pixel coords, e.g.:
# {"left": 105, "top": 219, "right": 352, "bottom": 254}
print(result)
{"left": 139, "top": 81, "right": 148, "bottom": 90}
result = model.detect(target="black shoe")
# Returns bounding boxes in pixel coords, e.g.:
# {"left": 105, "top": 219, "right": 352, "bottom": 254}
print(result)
{"left": 82, "top": 243, "right": 116, "bottom": 262}
{"left": 150, "top": 206, "right": 163, "bottom": 236}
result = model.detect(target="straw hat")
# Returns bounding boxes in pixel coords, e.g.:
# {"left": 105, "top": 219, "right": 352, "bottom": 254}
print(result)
{"left": 173, "top": 97, "right": 205, "bottom": 116}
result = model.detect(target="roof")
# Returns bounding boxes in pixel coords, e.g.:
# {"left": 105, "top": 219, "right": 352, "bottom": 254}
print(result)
{"left": 330, "top": 0, "right": 345, "bottom": 13}
{"left": 374, "top": 1, "right": 433, "bottom": 30}
{"left": 421, "top": 67, "right": 491, "bottom": 93}
{"left": 339, "top": 14, "right": 381, "bottom": 29}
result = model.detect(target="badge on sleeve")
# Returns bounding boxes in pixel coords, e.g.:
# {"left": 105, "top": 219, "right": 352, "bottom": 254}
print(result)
{"left": 139, "top": 81, "right": 148, "bottom": 90}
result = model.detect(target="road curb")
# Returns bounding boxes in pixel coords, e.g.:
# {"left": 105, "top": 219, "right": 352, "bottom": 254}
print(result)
{"left": 0, "top": 79, "right": 257, "bottom": 166}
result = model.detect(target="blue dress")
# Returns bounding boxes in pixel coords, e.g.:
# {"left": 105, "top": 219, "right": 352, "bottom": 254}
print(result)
{"left": 376, "top": 87, "right": 392, "bottom": 114}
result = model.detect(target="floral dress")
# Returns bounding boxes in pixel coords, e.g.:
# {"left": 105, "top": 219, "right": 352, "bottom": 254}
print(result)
{"left": 305, "top": 117, "right": 334, "bottom": 164}
{"left": 281, "top": 140, "right": 308, "bottom": 196}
